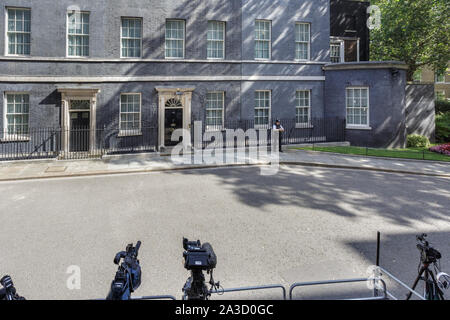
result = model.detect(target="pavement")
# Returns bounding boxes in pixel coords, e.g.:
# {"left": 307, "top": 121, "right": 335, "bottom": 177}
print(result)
{"left": 1, "top": 147, "right": 449, "bottom": 181}
{"left": 0, "top": 164, "right": 449, "bottom": 300}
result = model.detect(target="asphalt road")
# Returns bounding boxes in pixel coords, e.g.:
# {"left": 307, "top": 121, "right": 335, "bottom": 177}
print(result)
{"left": 0, "top": 165, "right": 449, "bottom": 300}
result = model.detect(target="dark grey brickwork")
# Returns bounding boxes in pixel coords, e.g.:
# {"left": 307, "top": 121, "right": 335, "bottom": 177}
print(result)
{"left": 0, "top": 1, "right": 434, "bottom": 150}
{"left": 405, "top": 84, "right": 436, "bottom": 142}
{"left": 324, "top": 63, "right": 408, "bottom": 148}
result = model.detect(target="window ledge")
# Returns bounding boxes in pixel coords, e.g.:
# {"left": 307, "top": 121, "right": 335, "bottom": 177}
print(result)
{"left": 118, "top": 131, "right": 142, "bottom": 137}
{"left": 254, "top": 125, "right": 271, "bottom": 130}
{"left": 1, "top": 136, "right": 30, "bottom": 142}
{"left": 346, "top": 126, "right": 372, "bottom": 131}
{"left": 295, "top": 124, "right": 314, "bottom": 129}
{"left": 205, "top": 127, "right": 226, "bottom": 132}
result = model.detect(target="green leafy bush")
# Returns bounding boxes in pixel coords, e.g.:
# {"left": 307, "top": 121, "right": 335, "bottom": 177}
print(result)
{"left": 407, "top": 135, "right": 431, "bottom": 148}
{"left": 436, "top": 100, "right": 450, "bottom": 114}
{"left": 436, "top": 112, "right": 450, "bottom": 143}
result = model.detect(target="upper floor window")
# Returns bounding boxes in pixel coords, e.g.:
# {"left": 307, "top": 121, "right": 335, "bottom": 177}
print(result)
{"left": 165, "top": 20, "right": 185, "bottom": 59}
{"left": 330, "top": 42, "right": 343, "bottom": 63}
{"left": 296, "top": 90, "right": 311, "bottom": 125}
{"left": 67, "top": 12, "right": 90, "bottom": 57}
{"left": 207, "top": 21, "right": 225, "bottom": 59}
{"left": 295, "top": 23, "right": 310, "bottom": 60}
{"left": 346, "top": 88, "right": 369, "bottom": 127}
{"left": 121, "top": 18, "right": 142, "bottom": 58}
{"left": 254, "top": 90, "right": 271, "bottom": 127}
{"left": 206, "top": 92, "right": 224, "bottom": 130}
{"left": 4, "top": 93, "right": 30, "bottom": 137}
{"left": 6, "top": 8, "right": 31, "bottom": 55}
{"left": 119, "top": 93, "right": 141, "bottom": 136}
{"left": 255, "top": 20, "right": 271, "bottom": 60}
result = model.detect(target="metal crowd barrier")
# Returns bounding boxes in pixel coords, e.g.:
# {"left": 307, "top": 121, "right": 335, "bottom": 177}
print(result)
{"left": 209, "top": 284, "right": 287, "bottom": 300}
{"left": 289, "top": 278, "right": 387, "bottom": 300}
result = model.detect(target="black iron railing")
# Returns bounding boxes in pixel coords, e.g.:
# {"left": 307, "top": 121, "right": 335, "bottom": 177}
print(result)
{"left": 0, "top": 118, "right": 346, "bottom": 161}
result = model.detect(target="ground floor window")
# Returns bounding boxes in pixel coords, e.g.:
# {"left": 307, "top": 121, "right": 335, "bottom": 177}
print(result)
{"left": 296, "top": 90, "right": 311, "bottom": 125}
{"left": 346, "top": 87, "right": 369, "bottom": 127}
{"left": 206, "top": 92, "right": 224, "bottom": 130}
{"left": 120, "top": 93, "right": 141, "bottom": 135}
{"left": 254, "top": 90, "right": 271, "bottom": 127}
{"left": 4, "top": 93, "right": 29, "bottom": 137}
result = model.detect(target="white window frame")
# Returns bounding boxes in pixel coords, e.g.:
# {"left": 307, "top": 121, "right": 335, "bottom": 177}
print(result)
{"left": 66, "top": 11, "right": 90, "bottom": 58}
{"left": 255, "top": 20, "right": 271, "bottom": 60}
{"left": 119, "top": 93, "right": 142, "bottom": 137}
{"left": 295, "top": 90, "right": 311, "bottom": 127}
{"left": 207, "top": 21, "right": 225, "bottom": 60}
{"left": 2, "top": 92, "right": 30, "bottom": 141}
{"left": 330, "top": 40, "right": 344, "bottom": 63}
{"left": 205, "top": 91, "right": 225, "bottom": 131}
{"left": 165, "top": 19, "right": 185, "bottom": 59}
{"left": 120, "top": 17, "right": 143, "bottom": 59}
{"left": 295, "top": 22, "right": 311, "bottom": 61}
{"left": 254, "top": 90, "right": 271, "bottom": 129}
{"left": 346, "top": 87, "right": 371, "bottom": 129}
{"left": 5, "top": 7, "right": 31, "bottom": 56}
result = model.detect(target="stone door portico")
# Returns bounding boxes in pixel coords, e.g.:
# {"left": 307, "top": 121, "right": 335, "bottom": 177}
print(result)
{"left": 57, "top": 88, "right": 100, "bottom": 155}
{"left": 155, "top": 87, "right": 194, "bottom": 150}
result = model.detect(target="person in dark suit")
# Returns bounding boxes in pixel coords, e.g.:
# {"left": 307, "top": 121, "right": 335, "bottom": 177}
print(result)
{"left": 272, "top": 119, "right": 285, "bottom": 152}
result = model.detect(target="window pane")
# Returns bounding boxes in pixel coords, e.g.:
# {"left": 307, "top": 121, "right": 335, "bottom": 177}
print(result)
{"left": 346, "top": 88, "right": 369, "bottom": 126}
{"left": 68, "top": 12, "right": 89, "bottom": 57}
{"left": 255, "top": 20, "right": 270, "bottom": 59}
{"left": 295, "top": 23, "right": 310, "bottom": 60}
{"left": 120, "top": 94, "right": 141, "bottom": 132}
{"left": 121, "top": 18, "right": 142, "bottom": 57}
{"left": 5, "top": 94, "right": 30, "bottom": 135}
{"left": 166, "top": 20, "right": 185, "bottom": 58}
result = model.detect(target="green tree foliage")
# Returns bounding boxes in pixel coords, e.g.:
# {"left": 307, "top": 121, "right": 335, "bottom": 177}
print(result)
{"left": 370, "top": 0, "right": 450, "bottom": 81}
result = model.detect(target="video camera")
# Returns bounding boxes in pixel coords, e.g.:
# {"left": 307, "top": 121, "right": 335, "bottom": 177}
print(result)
{"left": 183, "top": 238, "right": 217, "bottom": 271}
{"left": 0, "top": 275, "right": 25, "bottom": 300}
{"left": 106, "top": 241, "right": 142, "bottom": 300}
{"left": 182, "top": 238, "right": 220, "bottom": 300}
{"left": 416, "top": 234, "right": 442, "bottom": 264}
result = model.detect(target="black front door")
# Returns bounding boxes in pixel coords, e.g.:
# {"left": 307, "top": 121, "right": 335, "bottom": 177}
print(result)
{"left": 164, "top": 109, "right": 183, "bottom": 146}
{"left": 70, "top": 112, "right": 90, "bottom": 152}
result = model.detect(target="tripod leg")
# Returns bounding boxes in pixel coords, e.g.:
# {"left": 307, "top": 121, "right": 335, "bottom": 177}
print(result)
{"left": 406, "top": 267, "right": 426, "bottom": 300}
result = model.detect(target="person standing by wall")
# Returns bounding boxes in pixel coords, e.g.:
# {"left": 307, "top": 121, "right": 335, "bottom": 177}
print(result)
{"left": 273, "top": 119, "right": 285, "bottom": 152}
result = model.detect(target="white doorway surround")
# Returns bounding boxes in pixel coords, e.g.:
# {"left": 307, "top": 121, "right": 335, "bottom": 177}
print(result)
{"left": 57, "top": 88, "right": 100, "bottom": 154}
{"left": 155, "top": 87, "right": 195, "bottom": 150}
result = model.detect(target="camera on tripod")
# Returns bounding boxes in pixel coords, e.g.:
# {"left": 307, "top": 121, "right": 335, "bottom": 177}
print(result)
{"left": 182, "top": 238, "right": 220, "bottom": 300}
{"left": 183, "top": 238, "right": 217, "bottom": 271}
{"left": 416, "top": 234, "right": 442, "bottom": 264}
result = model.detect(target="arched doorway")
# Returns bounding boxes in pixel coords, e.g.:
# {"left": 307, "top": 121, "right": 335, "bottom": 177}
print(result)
{"left": 156, "top": 87, "right": 194, "bottom": 150}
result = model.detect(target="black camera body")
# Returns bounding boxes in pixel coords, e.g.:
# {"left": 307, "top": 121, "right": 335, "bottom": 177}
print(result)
{"left": 417, "top": 234, "right": 442, "bottom": 264}
{"left": 106, "top": 241, "right": 142, "bottom": 300}
{"left": 183, "top": 238, "right": 217, "bottom": 271}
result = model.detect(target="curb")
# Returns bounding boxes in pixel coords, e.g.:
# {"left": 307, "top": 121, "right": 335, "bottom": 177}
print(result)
{"left": 289, "top": 149, "right": 450, "bottom": 165}
{"left": 1, "top": 161, "right": 449, "bottom": 183}
{"left": 280, "top": 162, "right": 450, "bottom": 178}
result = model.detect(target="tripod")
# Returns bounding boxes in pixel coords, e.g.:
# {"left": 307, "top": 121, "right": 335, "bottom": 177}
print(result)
{"left": 407, "top": 264, "right": 444, "bottom": 300}
{"left": 407, "top": 234, "right": 445, "bottom": 300}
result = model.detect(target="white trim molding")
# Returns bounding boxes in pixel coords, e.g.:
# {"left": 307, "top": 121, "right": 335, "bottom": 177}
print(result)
{"left": 0, "top": 75, "right": 326, "bottom": 83}
{"left": 0, "top": 56, "right": 329, "bottom": 65}
{"left": 57, "top": 88, "right": 100, "bottom": 155}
